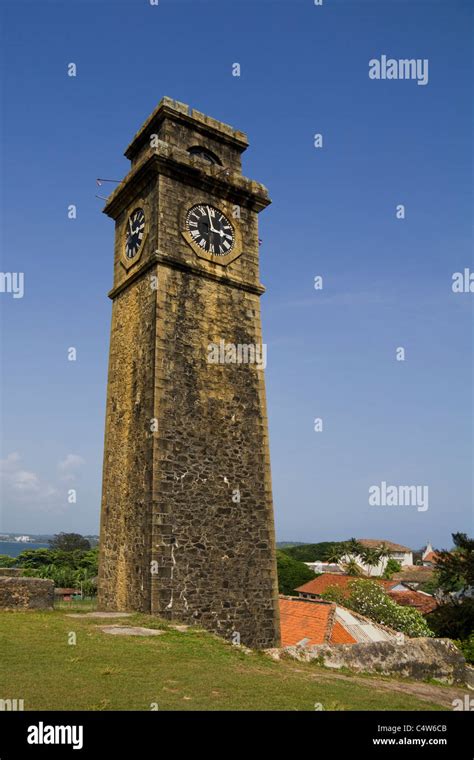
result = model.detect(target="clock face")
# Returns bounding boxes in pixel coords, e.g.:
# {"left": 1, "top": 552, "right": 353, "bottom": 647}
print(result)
{"left": 125, "top": 208, "right": 146, "bottom": 259}
{"left": 185, "top": 204, "right": 235, "bottom": 256}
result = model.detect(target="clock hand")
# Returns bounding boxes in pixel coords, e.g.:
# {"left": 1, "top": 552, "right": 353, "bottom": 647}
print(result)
{"left": 207, "top": 208, "right": 220, "bottom": 234}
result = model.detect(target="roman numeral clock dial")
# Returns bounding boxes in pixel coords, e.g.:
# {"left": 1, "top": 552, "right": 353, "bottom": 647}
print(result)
{"left": 125, "top": 208, "right": 145, "bottom": 259}
{"left": 185, "top": 204, "right": 235, "bottom": 256}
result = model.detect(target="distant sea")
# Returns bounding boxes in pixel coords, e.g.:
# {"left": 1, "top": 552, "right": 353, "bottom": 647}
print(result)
{"left": 0, "top": 541, "right": 49, "bottom": 558}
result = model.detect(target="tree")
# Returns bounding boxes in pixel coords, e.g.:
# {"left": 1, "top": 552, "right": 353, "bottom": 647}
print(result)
{"left": 49, "top": 533, "right": 91, "bottom": 552}
{"left": 435, "top": 532, "right": 474, "bottom": 594}
{"left": 324, "top": 543, "right": 346, "bottom": 564}
{"left": 425, "top": 533, "right": 474, "bottom": 644}
{"left": 14, "top": 546, "right": 99, "bottom": 596}
{"left": 427, "top": 599, "right": 474, "bottom": 641}
{"left": 15, "top": 549, "right": 56, "bottom": 568}
{"left": 360, "top": 547, "right": 382, "bottom": 577}
{"left": 279, "top": 542, "right": 343, "bottom": 563}
{"left": 324, "top": 579, "right": 434, "bottom": 638}
{"left": 319, "top": 585, "right": 348, "bottom": 605}
{"left": 345, "top": 538, "right": 364, "bottom": 556}
{"left": 0, "top": 555, "right": 18, "bottom": 568}
{"left": 382, "top": 558, "right": 402, "bottom": 579}
{"left": 276, "top": 550, "right": 315, "bottom": 595}
{"left": 341, "top": 557, "right": 363, "bottom": 576}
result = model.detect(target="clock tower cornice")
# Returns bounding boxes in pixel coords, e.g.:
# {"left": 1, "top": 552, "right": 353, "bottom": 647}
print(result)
{"left": 103, "top": 146, "right": 271, "bottom": 220}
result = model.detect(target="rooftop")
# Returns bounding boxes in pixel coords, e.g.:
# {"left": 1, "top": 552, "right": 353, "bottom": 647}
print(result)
{"left": 388, "top": 590, "right": 438, "bottom": 615}
{"left": 124, "top": 96, "right": 249, "bottom": 162}
{"left": 392, "top": 566, "right": 435, "bottom": 583}
{"left": 296, "top": 573, "right": 398, "bottom": 597}
{"left": 423, "top": 551, "right": 441, "bottom": 564}
{"left": 278, "top": 596, "right": 397, "bottom": 647}
{"left": 356, "top": 539, "right": 412, "bottom": 553}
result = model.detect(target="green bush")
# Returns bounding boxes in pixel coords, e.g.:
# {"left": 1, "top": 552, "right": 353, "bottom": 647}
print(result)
{"left": 382, "top": 558, "right": 402, "bottom": 579}
{"left": 0, "top": 554, "right": 18, "bottom": 568}
{"left": 323, "top": 579, "right": 434, "bottom": 638}
{"left": 319, "top": 585, "right": 348, "bottom": 606}
{"left": 279, "top": 542, "right": 343, "bottom": 563}
{"left": 276, "top": 550, "right": 315, "bottom": 595}
{"left": 5, "top": 547, "right": 99, "bottom": 595}
{"left": 426, "top": 598, "right": 474, "bottom": 641}
{"left": 453, "top": 633, "right": 474, "bottom": 664}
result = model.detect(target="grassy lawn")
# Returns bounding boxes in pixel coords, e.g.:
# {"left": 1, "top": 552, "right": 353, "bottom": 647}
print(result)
{"left": 0, "top": 608, "right": 447, "bottom": 711}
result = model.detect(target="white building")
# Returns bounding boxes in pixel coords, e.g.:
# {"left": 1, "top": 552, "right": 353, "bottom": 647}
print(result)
{"left": 340, "top": 539, "right": 413, "bottom": 577}
{"left": 304, "top": 562, "right": 344, "bottom": 575}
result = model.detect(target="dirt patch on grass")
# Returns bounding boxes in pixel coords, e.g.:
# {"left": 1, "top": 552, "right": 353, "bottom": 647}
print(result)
{"left": 303, "top": 668, "right": 465, "bottom": 709}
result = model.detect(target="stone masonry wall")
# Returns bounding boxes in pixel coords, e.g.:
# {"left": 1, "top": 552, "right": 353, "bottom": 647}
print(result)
{"left": 98, "top": 271, "right": 156, "bottom": 612}
{"left": 282, "top": 638, "right": 467, "bottom": 685}
{"left": 150, "top": 263, "right": 280, "bottom": 648}
{"left": 0, "top": 577, "right": 54, "bottom": 610}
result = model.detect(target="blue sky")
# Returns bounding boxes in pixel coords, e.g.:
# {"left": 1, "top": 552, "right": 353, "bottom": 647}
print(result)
{"left": 0, "top": 0, "right": 472, "bottom": 550}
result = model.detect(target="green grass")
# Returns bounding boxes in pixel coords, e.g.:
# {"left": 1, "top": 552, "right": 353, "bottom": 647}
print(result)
{"left": 0, "top": 609, "right": 447, "bottom": 711}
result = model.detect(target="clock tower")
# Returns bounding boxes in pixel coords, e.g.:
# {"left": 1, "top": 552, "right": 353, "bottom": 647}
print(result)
{"left": 98, "top": 98, "right": 280, "bottom": 649}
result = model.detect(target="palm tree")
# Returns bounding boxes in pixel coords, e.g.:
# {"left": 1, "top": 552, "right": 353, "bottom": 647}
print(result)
{"left": 346, "top": 538, "right": 364, "bottom": 556}
{"left": 341, "top": 557, "right": 363, "bottom": 577}
{"left": 360, "top": 548, "right": 382, "bottom": 577}
{"left": 325, "top": 543, "right": 345, "bottom": 565}
{"left": 377, "top": 543, "right": 392, "bottom": 574}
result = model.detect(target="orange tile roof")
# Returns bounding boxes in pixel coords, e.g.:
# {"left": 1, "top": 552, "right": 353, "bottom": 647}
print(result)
{"left": 389, "top": 590, "right": 438, "bottom": 614}
{"left": 392, "top": 565, "right": 434, "bottom": 582}
{"left": 279, "top": 597, "right": 335, "bottom": 647}
{"left": 330, "top": 620, "right": 357, "bottom": 644}
{"left": 296, "top": 573, "right": 397, "bottom": 597}
{"left": 423, "top": 551, "right": 440, "bottom": 564}
{"left": 357, "top": 539, "right": 412, "bottom": 552}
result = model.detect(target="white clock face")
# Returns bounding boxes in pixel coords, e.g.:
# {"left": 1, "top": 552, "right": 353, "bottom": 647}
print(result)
{"left": 125, "top": 208, "right": 145, "bottom": 259}
{"left": 185, "top": 204, "right": 235, "bottom": 256}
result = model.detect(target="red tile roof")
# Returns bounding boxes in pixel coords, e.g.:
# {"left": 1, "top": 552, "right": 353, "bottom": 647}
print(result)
{"left": 296, "top": 573, "right": 397, "bottom": 597}
{"left": 392, "top": 565, "right": 434, "bottom": 583}
{"left": 279, "top": 597, "right": 335, "bottom": 647}
{"left": 389, "top": 590, "right": 438, "bottom": 614}
{"left": 330, "top": 620, "right": 357, "bottom": 644}
{"left": 357, "top": 539, "right": 411, "bottom": 552}
{"left": 423, "top": 552, "right": 440, "bottom": 564}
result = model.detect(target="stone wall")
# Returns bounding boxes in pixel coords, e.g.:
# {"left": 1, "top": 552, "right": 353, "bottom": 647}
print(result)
{"left": 281, "top": 637, "right": 467, "bottom": 685}
{"left": 0, "top": 577, "right": 54, "bottom": 610}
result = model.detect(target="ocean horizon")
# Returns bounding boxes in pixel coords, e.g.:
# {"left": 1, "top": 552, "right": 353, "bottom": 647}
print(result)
{"left": 0, "top": 541, "right": 49, "bottom": 558}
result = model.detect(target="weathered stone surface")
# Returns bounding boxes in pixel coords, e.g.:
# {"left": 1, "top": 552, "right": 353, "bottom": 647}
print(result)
{"left": 281, "top": 637, "right": 467, "bottom": 685}
{"left": 465, "top": 665, "right": 474, "bottom": 690}
{"left": 66, "top": 612, "right": 133, "bottom": 619}
{"left": 0, "top": 568, "right": 22, "bottom": 577}
{"left": 98, "top": 100, "right": 280, "bottom": 649}
{"left": 99, "top": 626, "right": 164, "bottom": 636}
{"left": 0, "top": 577, "right": 54, "bottom": 610}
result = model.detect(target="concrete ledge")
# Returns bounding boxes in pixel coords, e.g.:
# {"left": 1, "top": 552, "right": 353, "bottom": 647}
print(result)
{"left": 269, "top": 637, "right": 467, "bottom": 685}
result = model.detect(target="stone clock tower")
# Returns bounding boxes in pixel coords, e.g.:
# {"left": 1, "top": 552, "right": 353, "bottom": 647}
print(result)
{"left": 98, "top": 98, "right": 280, "bottom": 649}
